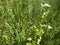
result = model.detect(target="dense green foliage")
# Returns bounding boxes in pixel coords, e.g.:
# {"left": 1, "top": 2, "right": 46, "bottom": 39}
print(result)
{"left": 0, "top": 0, "right": 60, "bottom": 45}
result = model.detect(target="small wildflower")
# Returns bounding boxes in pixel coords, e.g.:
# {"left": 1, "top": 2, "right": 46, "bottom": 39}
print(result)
{"left": 48, "top": 25, "right": 53, "bottom": 29}
{"left": 41, "top": 3, "right": 51, "bottom": 7}
{"left": 43, "top": 24, "right": 47, "bottom": 27}
{"left": 37, "top": 39, "right": 40, "bottom": 44}
{"left": 27, "top": 37, "right": 32, "bottom": 41}
{"left": 37, "top": 37, "right": 41, "bottom": 44}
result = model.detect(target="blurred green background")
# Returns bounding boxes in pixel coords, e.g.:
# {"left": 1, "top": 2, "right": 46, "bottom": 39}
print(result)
{"left": 0, "top": 0, "right": 60, "bottom": 45}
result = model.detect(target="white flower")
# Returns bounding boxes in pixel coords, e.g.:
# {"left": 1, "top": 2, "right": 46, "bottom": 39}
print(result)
{"left": 43, "top": 24, "right": 47, "bottom": 27}
{"left": 37, "top": 37, "right": 41, "bottom": 44}
{"left": 27, "top": 37, "right": 32, "bottom": 41}
{"left": 41, "top": 3, "right": 51, "bottom": 7}
{"left": 37, "top": 39, "right": 40, "bottom": 44}
{"left": 48, "top": 25, "right": 53, "bottom": 29}
{"left": 43, "top": 12, "right": 46, "bottom": 15}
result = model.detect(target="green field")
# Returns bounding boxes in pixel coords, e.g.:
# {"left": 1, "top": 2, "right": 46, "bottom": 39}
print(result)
{"left": 0, "top": 0, "right": 60, "bottom": 45}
